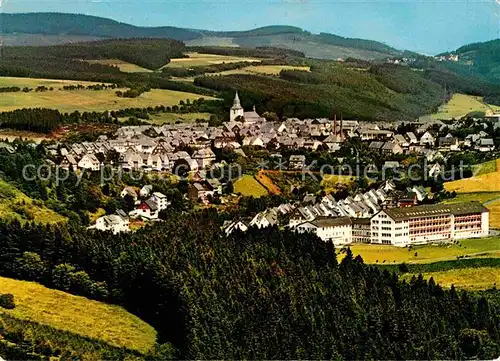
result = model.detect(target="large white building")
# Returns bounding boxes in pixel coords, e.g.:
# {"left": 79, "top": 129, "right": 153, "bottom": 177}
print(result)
{"left": 291, "top": 202, "right": 489, "bottom": 247}
{"left": 371, "top": 202, "right": 489, "bottom": 246}
{"left": 295, "top": 217, "right": 352, "bottom": 246}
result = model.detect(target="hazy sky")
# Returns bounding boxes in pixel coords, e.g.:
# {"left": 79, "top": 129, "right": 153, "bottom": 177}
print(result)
{"left": 3, "top": 0, "right": 500, "bottom": 54}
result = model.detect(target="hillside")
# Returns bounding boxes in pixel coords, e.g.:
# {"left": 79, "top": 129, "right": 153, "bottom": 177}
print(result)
{"left": 1, "top": 212, "right": 499, "bottom": 359}
{"left": 427, "top": 39, "right": 500, "bottom": 86}
{"left": 0, "top": 276, "right": 157, "bottom": 357}
{"left": 0, "top": 179, "right": 66, "bottom": 224}
{"left": 3, "top": 38, "right": 186, "bottom": 70}
{"left": 194, "top": 62, "right": 444, "bottom": 121}
{"left": 1, "top": 12, "right": 402, "bottom": 60}
{"left": 0, "top": 12, "right": 200, "bottom": 41}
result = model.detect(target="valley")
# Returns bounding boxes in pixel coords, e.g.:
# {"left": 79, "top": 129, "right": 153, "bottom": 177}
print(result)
{"left": 1, "top": 10, "right": 500, "bottom": 361}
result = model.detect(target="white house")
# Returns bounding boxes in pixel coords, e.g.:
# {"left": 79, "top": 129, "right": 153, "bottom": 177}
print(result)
{"left": 475, "top": 138, "right": 495, "bottom": 152}
{"left": 295, "top": 217, "right": 352, "bottom": 246}
{"left": 140, "top": 185, "right": 153, "bottom": 198}
{"left": 78, "top": 154, "right": 100, "bottom": 171}
{"left": 150, "top": 192, "right": 170, "bottom": 211}
{"left": 90, "top": 214, "right": 129, "bottom": 234}
{"left": 420, "top": 131, "right": 436, "bottom": 146}
{"left": 249, "top": 209, "right": 278, "bottom": 229}
{"left": 129, "top": 199, "right": 159, "bottom": 220}
{"left": 192, "top": 148, "right": 216, "bottom": 169}
{"left": 224, "top": 220, "right": 249, "bottom": 235}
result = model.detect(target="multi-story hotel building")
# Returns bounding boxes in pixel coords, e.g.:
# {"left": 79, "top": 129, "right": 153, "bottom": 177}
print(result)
{"left": 370, "top": 202, "right": 489, "bottom": 246}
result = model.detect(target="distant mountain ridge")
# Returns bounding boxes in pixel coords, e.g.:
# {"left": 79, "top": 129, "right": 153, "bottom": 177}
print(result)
{"left": 0, "top": 12, "right": 403, "bottom": 60}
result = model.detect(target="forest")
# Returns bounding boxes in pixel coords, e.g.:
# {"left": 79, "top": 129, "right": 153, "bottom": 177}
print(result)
{"left": 194, "top": 63, "right": 445, "bottom": 121}
{"left": 0, "top": 12, "right": 201, "bottom": 41}
{"left": 0, "top": 210, "right": 498, "bottom": 359}
{"left": 3, "top": 38, "right": 186, "bottom": 70}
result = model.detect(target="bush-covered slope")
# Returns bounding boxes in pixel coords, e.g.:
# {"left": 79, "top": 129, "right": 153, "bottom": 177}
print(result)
{"left": 424, "top": 39, "right": 500, "bottom": 86}
{"left": 3, "top": 38, "right": 186, "bottom": 70}
{"left": 0, "top": 12, "right": 201, "bottom": 41}
{"left": 195, "top": 62, "right": 444, "bottom": 120}
{"left": 0, "top": 211, "right": 498, "bottom": 359}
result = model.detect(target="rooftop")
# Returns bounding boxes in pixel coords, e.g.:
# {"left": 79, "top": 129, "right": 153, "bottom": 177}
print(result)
{"left": 383, "top": 201, "right": 488, "bottom": 221}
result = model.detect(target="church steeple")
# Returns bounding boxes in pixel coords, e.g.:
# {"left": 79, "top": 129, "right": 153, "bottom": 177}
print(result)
{"left": 233, "top": 91, "right": 241, "bottom": 107}
{"left": 230, "top": 91, "right": 244, "bottom": 122}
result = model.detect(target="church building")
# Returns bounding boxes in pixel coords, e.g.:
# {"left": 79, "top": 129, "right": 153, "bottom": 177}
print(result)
{"left": 230, "top": 92, "right": 266, "bottom": 124}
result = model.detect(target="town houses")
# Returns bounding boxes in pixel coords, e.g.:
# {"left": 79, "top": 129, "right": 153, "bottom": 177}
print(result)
{"left": 225, "top": 189, "right": 490, "bottom": 247}
{"left": 37, "top": 92, "right": 496, "bottom": 244}
{"left": 223, "top": 179, "right": 488, "bottom": 248}
{"left": 45, "top": 93, "right": 498, "bottom": 176}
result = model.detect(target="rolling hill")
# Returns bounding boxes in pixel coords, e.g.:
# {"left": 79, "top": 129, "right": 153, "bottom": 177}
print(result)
{"left": 1, "top": 12, "right": 403, "bottom": 60}
{"left": 431, "top": 39, "right": 500, "bottom": 86}
{"left": 0, "top": 276, "right": 157, "bottom": 359}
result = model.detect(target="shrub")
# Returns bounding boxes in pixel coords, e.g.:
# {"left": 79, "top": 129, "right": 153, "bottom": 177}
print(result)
{"left": 0, "top": 294, "right": 15, "bottom": 309}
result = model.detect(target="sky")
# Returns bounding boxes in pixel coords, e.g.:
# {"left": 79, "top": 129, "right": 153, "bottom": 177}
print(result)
{"left": 2, "top": 0, "right": 500, "bottom": 54}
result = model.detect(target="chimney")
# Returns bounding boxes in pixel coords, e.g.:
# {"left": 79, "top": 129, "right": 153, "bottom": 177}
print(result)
{"left": 333, "top": 113, "right": 337, "bottom": 136}
{"left": 340, "top": 114, "right": 344, "bottom": 140}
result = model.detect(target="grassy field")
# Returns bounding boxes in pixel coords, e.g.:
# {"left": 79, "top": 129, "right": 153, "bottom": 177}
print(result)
{"left": 0, "top": 129, "right": 50, "bottom": 143}
{"left": 472, "top": 158, "right": 498, "bottom": 176}
{"left": 401, "top": 267, "right": 500, "bottom": 290}
{"left": 147, "top": 112, "right": 212, "bottom": 124}
{"left": 257, "top": 170, "right": 281, "bottom": 194}
{"left": 321, "top": 174, "right": 356, "bottom": 193}
{"left": 343, "top": 236, "right": 500, "bottom": 264}
{"left": 0, "top": 180, "right": 66, "bottom": 224}
{"left": 0, "top": 276, "right": 157, "bottom": 353}
{"left": 486, "top": 199, "right": 500, "bottom": 228}
{"left": 442, "top": 192, "right": 500, "bottom": 204}
{"left": 444, "top": 171, "right": 500, "bottom": 193}
{"left": 427, "top": 93, "right": 500, "bottom": 120}
{"left": 84, "top": 59, "right": 153, "bottom": 73}
{"left": 0, "top": 76, "right": 102, "bottom": 88}
{"left": 0, "top": 77, "right": 215, "bottom": 112}
{"left": 211, "top": 65, "right": 311, "bottom": 76}
{"left": 165, "top": 52, "right": 262, "bottom": 68}
{"left": 234, "top": 174, "right": 269, "bottom": 198}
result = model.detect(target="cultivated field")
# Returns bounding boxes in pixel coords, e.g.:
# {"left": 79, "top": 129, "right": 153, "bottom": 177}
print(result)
{"left": 0, "top": 180, "right": 66, "bottom": 224}
{"left": 472, "top": 158, "right": 498, "bottom": 176}
{"left": 84, "top": 59, "right": 153, "bottom": 73}
{"left": 0, "top": 276, "right": 157, "bottom": 353}
{"left": 165, "top": 52, "right": 262, "bottom": 68}
{"left": 147, "top": 112, "right": 212, "bottom": 124}
{"left": 185, "top": 37, "right": 240, "bottom": 48}
{"left": 401, "top": 267, "right": 500, "bottom": 290}
{"left": 211, "top": 65, "right": 311, "bottom": 76}
{"left": 0, "top": 76, "right": 102, "bottom": 88}
{"left": 428, "top": 93, "right": 500, "bottom": 120}
{"left": 0, "top": 77, "right": 215, "bottom": 112}
{"left": 344, "top": 236, "right": 500, "bottom": 264}
{"left": 444, "top": 163, "right": 500, "bottom": 193}
{"left": 234, "top": 174, "right": 269, "bottom": 197}
{"left": 486, "top": 199, "right": 500, "bottom": 228}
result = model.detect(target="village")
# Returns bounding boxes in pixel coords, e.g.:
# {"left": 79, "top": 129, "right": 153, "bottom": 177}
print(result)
{"left": 32, "top": 92, "right": 499, "bottom": 243}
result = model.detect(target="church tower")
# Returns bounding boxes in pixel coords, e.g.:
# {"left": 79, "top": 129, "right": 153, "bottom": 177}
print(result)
{"left": 230, "top": 91, "right": 244, "bottom": 122}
